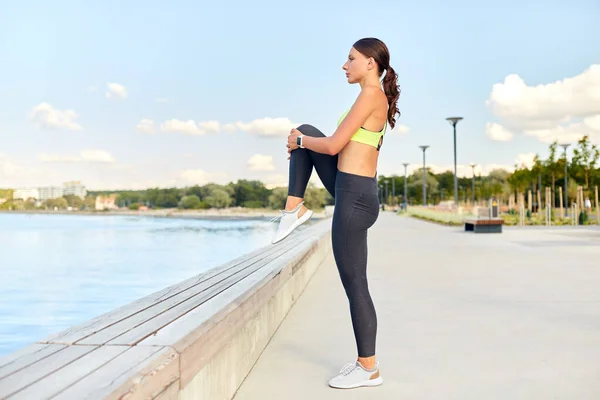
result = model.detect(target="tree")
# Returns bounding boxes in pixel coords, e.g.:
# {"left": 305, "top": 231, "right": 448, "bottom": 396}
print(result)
{"left": 544, "top": 141, "right": 562, "bottom": 204}
{"left": 179, "top": 195, "right": 202, "bottom": 209}
{"left": 571, "top": 135, "right": 599, "bottom": 189}
{"left": 205, "top": 188, "right": 231, "bottom": 208}
{"left": 268, "top": 187, "right": 287, "bottom": 210}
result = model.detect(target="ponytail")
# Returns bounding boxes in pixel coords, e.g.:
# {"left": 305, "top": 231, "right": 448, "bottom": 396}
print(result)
{"left": 382, "top": 65, "right": 400, "bottom": 130}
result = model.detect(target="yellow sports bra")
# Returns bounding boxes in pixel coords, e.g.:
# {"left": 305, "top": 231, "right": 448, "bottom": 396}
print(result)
{"left": 337, "top": 108, "right": 387, "bottom": 151}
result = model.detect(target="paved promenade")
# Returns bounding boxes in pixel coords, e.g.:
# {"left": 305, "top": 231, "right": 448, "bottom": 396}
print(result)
{"left": 233, "top": 212, "right": 600, "bottom": 399}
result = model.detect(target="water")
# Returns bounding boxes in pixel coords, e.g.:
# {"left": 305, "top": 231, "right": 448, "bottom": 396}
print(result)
{"left": 0, "top": 213, "right": 279, "bottom": 358}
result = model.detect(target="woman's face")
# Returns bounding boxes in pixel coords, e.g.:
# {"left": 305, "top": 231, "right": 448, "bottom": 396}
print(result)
{"left": 342, "top": 47, "right": 370, "bottom": 84}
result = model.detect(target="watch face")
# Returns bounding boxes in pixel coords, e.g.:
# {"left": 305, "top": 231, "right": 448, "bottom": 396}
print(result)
{"left": 297, "top": 137, "right": 301, "bottom": 145}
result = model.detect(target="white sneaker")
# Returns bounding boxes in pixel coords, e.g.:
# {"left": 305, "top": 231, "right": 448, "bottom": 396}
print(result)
{"left": 328, "top": 361, "right": 383, "bottom": 389}
{"left": 270, "top": 201, "right": 313, "bottom": 244}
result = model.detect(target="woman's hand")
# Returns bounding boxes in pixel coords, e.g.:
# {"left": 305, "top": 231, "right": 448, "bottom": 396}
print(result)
{"left": 286, "top": 128, "right": 302, "bottom": 160}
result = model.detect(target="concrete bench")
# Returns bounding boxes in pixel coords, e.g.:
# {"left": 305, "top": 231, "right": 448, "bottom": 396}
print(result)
{"left": 0, "top": 218, "right": 332, "bottom": 400}
{"left": 464, "top": 218, "right": 504, "bottom": 233}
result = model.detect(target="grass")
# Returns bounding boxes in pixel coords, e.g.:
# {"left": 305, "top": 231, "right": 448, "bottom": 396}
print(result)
{"left": 399, "top": 207, "right": 473, "bottom": 226}
{"left": 401, "top": 206, "right": 598, "bottom": 227}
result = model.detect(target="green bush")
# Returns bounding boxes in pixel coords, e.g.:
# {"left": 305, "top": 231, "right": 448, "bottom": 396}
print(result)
{"left": 128, "top": 202, "right": 140, "bottom": 210}
{"left": 242, "top": 200, "right": 265, "bottom": 209}
{"left": 179, "top": 195, "right": 202, "bottom": 209}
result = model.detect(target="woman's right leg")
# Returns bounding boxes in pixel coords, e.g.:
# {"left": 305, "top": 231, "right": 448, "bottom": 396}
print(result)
{"left": 272, "top": 124, "right": 338, "bottom": 244}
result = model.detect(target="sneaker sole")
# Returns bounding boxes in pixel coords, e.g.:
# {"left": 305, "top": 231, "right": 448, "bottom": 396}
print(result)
{"left": 271, "top": 209, "right": 313, "bottom": 244}
{"left": 329, "top": 376, "right": 383, "bottom": 389}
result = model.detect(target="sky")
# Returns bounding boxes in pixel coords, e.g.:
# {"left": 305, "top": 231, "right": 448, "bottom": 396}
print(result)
{"left": 1, "top": 0, "right": 599, "bottom": 191}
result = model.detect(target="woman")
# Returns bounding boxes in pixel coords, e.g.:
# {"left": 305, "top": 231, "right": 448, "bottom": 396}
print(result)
{"left": 271, "top": 37, "right": 400, "bottom": 389}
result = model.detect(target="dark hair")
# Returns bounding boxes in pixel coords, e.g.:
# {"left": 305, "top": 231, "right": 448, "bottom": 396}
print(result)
{"left": 352, "top": 38, "right": 401, "bottom": 129}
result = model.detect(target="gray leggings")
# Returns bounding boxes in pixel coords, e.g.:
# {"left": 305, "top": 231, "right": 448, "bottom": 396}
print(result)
{"left": 288, "top": 124, "right": 380, "bottom": 358}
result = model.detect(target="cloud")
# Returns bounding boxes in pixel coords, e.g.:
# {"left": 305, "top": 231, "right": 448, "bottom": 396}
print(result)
{"left": 106, "top": 82, "right": 128, "bottom": 99}
{"left": 152, "top": 117, "right": 295, "bottom": 137}
{"left": 247, "top": 154, "right": 275, "bottom": 171}
{"left": 390, "top": 124, "right": 410, "bottom": 135}
{"left": 29, "top": 103, "right": 82, "bottom": 130}
{"left": 513, "top": 152, "right": 536, "bottom": 169}
{"left": 235, "top": 117, "right": 297, "bottom": 137}
{"left": 136, "top": 119, "right": 155, "bottom": 134}
{"left": 263, "top": 174, "right": 288, "bottom": 189}
{"left": 159, "top": 119, "right": 222, "bottom": 136}
{"left": 486, "top": 122, "right": 514, "bottom": 141}
{"left": 0, "top": 154, "right": 23, "bottom": 178}
{"left": 180, "top": 169, "right": 228, "bottom": 185}
{"left": 486, "top": 64, "right": 600, "bottom": 143}
{"left": 40, "top": 150, "right": 116, "bottom": 163}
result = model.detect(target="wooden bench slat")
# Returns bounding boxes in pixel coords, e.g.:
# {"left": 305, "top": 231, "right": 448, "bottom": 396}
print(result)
{"left": 50, "top": 346, "right": 167, "bottom": 400}
{"left": 41, "top": 235, "right": 298, "bottom": 345}
{"left": 0, "top": 346, "right": 93, "bottom": 399}
{"left": 0, "top": 344, "right": 66, "bottom": 380}
{"left": 103, "top": 234, "right": 313, "bottom": 346}
{"left": 8, "top": 346, "right": 128, "bottom": 399}
{"left": 140, "top": 229, "right": 326, "bottom": 350}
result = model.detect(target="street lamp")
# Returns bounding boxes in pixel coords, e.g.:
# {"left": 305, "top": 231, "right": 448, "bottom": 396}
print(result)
{"left": 470, "top": 163, "right": 477, "bottom": 205}
{"left": 419, "top": 146, "right": 429, "bottom": 206}
{"left": 560, "top": 143, "right": 570, "bottom": 211}
{"left": 446, "top": 117, "right": 463, "bottom": 207}
{"left": 384, "top": 180, "right": 389, "bottom": 206}
{"left": 392, "top": 177, "right": 395, "bottom": 207}
{"left": 403, "top": 162, "right": 409, "bottom": 208}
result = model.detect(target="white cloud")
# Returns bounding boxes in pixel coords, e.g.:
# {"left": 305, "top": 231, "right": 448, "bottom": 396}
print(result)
{"left": 29, "top": 103, "right": 82, "bottom": 130}
{"left": 235, "top": 117, "right": 297, "bottom": 137}
{"left": 263, "top": 174, "right": 288, "bottom": 189}
{"left": 485, "top": 122, "right": 514, "bottom": 141}
{"left": 136, "top": 119, "right": 155, "bottom": 134}
{"left": 106, "top": 82, "right": 128, "bottom": 99}
{"left": 247, "top": 154, "right": 275, "bottom": 171}
{"left": 390, "top": 124, "right": 410, "bottom": 135}
{"left": 180, "top": 169, "right": 228, "bottom": 185}
{"left": 40, "top": 150, "right": 115, "bottom": 164}
{"left": 160, "top": 119, "right": 205, "bottom": 135}
{"left": 160, "top": 119, "right": 222, "bottom": 136}
{"left": 513, "top": 152, "right": 536, "bottom": 169}
{"left": 0, "top": 154, "right": 23, "bottom": 178}
{"left": 486, "top": 64, "right": 600, "bottom": 143}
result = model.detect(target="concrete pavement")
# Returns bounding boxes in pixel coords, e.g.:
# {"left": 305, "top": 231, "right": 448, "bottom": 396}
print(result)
{"left": 233, "top": 212, "right": 600, "bottom": 399}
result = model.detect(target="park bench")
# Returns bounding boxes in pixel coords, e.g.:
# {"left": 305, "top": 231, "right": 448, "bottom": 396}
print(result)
{"left": 464, "top": 207, "right": 503, "bottom": 233}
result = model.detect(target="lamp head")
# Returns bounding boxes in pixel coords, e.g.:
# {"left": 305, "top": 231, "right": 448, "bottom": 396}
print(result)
{"left": 446, "top": 117, "right": 463, "bottom": 126}
{"left": 419, "top": 145, "right": 429, "bottom": 152}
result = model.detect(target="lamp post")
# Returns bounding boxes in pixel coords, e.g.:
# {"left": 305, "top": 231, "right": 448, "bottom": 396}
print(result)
{"left": 392, "top": 177, "right": 395, "bottom": 206}
{"left": 419, "top": 146, "right": 429, "bottom": 206}
{"left": 560, "top": 143, "right": 570, "bottom": 211}
{"left": 446, "top": 117, "right": 463, "bottom": 207}
{"left": 384, "top": 180, "right": 389, "bottom": 206}
{"left": 403, "top": 162, "right": 409, "bottom": 208}
{"left": 470, "top": 163, "right": 477, "bottom": 205}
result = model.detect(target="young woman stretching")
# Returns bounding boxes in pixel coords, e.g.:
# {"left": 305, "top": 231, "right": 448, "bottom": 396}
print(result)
{"left": 271, "top": 37, "right": 400, "bottom": 389}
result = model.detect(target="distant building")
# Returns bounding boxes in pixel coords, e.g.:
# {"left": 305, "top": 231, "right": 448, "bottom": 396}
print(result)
{"left": 95, "top": 194, "right": 119, "bottom": 211}
{"left": 13, "top": 188, "right": 39, "bottom": 201}
{"left": 38, "top": 187, "right": 63, "bottom": 202}
{"left": 63, "top": 181, "right": 87, "bottom": 199}
{"left": 0, "top": 198, "right": 7, "bottom": 205}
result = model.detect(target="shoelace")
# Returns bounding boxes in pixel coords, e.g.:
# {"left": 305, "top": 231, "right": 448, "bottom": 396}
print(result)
{"left": 339, "top": 362, "right": 358, "bottom": 376}
{"left": 269, "top": 211, "right": 285, "bottom": 223}
{"left": 269, "top": 201, "right": 305, "bottom": 223}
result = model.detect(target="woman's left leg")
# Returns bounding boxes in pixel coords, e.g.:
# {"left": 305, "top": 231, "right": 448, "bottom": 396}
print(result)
{"left": 328, "top": 172, "right": 382, "bottom": 389}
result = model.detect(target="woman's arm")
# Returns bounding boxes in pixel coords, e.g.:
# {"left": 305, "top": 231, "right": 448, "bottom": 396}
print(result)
{"left": 288, "top": 87, "right": 378, "bottom": 156}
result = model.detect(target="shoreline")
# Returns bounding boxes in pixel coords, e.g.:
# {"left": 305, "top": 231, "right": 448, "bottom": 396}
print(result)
{"left": 0, "top": 208, "right": 330, "bottom": 221}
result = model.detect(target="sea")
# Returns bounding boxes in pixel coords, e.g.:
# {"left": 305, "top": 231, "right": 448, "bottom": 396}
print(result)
{"left": 0, "top": 212, "right": 282, "bottom": 358}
